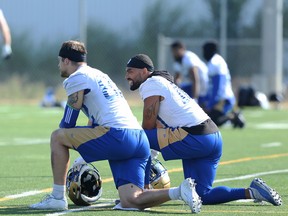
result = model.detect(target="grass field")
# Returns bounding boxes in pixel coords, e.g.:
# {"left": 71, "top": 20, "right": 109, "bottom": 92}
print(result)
{"left": 0, "top": 104, "right": 287, "bottom": 215}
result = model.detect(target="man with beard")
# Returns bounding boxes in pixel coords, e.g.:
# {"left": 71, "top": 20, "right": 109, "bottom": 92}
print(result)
{"left": 171, "top": 41, "right": 208, "bottom": 107}
{"left": 125, "top": 54, "right": 282, "bottom": 207}
{"left": 29, "top": 40, "right": 201, "bottom": 213}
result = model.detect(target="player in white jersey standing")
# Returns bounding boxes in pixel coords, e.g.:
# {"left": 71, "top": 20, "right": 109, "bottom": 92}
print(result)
{"left": 171, "top": 41, "right": 208, "bottom": 107}
{"left": 30, "top": 40, "right": 201, "bottom": 213}
{"left": 203, "top": 41, "right": 245, "bottom": 128}
{"left": 0, "top": 9, "right": 12, "bottom": 59}
{"left": 125, "top": 54, "right": 282, "bottom": 207}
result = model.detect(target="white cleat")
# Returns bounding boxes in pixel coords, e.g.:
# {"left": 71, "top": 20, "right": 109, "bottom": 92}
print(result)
{"left": 180, "top": 178, "right": 202, "bottom": 214}
{"left": 29, "top": 194, "right": 68, "bottom": 210}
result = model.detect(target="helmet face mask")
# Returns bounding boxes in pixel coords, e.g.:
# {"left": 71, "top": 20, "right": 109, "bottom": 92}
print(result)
{"left": 66, "top": 164, "right": 102, "bottom": 206}
{"left": 149, "top": 159, "right": 171, "bottom": 189}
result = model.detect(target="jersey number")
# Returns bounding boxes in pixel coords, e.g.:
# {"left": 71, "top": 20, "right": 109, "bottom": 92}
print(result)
{"left": 98, "top": 78, "right": 123, "bottom": 100}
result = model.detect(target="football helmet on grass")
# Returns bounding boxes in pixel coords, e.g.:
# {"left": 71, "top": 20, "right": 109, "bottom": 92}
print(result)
{"left": 66, "top": 163, "right": 102, "bottom": 206}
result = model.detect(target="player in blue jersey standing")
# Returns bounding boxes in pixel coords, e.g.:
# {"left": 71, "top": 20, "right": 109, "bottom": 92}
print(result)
{"left": 29, "top": 40, "right": 201, "bottom": 213}
{"left": 125, "top": 54, "right": 282, "bottom": 207}
{"left": 202, "top": 41, "right": 245, "bottom": 128}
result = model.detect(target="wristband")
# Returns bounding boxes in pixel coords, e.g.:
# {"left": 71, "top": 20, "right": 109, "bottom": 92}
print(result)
{"left": 59, "top": 105, "right": 80, "bottom": 128}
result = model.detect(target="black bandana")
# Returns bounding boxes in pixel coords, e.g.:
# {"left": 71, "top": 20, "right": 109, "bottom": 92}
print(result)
{"left": 127, "top": 54, "right": 154, "bottom": 72}
{"left": 59, "top": 48, "right": 86, "bottom": 62}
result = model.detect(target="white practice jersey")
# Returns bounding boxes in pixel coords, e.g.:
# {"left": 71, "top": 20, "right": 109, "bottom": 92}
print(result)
{"left": 63, "top": 65, "right": 141, "bottom": 129}
{"left": 207, "top": 54, "right": 234, "bottom": 100}
{"left": 139, "top": 75, "right": 209, "bottom": 128}
{"left": 173, "top": 51, "right": 209, "bottom": 96}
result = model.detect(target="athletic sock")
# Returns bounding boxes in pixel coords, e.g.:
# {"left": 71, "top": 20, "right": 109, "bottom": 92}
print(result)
{"left": 168, "top": 187, "right": 181, "bottom": 200}
{"left": 52, "top": 184, "right": 65, "bottom": 199}
{"left": 249, "top": 187, "right": 259, "bottom": 200}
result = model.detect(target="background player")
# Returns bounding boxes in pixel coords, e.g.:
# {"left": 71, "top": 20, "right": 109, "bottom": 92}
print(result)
{"left": 171, "top": 41, "right": 208, "bottom": 107}
{"left": 30, "top": 40, "right": 201, "bottom": 213}
{"left": 125, "top": 54, "right": 282, "bottom": 206}
{"left": 0, "top": 9, "right": 12, "bottom": 59}
{"left": 202, "top": 41, "right": 244, "bottom": 128}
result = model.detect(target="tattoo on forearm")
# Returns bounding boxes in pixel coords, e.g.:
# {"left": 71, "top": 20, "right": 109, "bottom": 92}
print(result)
{"left": 68, "top": 92, "right": 79, "bottom": 106}
{"left": 145, "top": 100, "right": 158, "bottom": 120}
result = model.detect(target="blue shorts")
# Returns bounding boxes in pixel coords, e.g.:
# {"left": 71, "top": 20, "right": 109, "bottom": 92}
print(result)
{"left": 145, "top": 128, "right": 222, "bottom": 191}
{"left": 63, "top": 126, "right": 150, "bottom": 189}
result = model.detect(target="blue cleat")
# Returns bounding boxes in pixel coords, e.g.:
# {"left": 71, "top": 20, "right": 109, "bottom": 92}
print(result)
{"left": 249, "top": 178, "right": 282, "bottom": 206}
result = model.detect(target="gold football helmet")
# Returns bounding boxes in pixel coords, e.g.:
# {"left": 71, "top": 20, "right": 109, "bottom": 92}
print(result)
{"left": 66, "top": 163, "right": 102, "bottom": 206}
{"left": 150, "top": 158, "right": 171, "bottom": 189}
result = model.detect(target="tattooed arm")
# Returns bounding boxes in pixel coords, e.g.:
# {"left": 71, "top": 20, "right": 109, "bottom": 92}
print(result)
{"left": 142, "top": 95, "right": 162, "bottom": 130}
{"left": 59, "top": 90, "right": 84, "bottom": 128}
{"left": 67, "top": 90, "right": 84, "bottom": 110}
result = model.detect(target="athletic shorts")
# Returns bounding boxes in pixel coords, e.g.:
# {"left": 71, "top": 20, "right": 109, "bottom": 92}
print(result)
{"left": 62, "top": 126, "right": 150, "bottom": 189}
{"left": 145, "top": 127, "right": 222, "bottom": 190}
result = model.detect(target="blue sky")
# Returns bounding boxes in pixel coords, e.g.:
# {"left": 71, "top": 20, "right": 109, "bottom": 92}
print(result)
{"left": 0, "top": 0, "right": 261, "bottom": 46}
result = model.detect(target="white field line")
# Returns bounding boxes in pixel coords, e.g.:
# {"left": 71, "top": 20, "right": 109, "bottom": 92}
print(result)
{"left": 252, "top": 122, "right": 288, "bottom": 129}
{"left": 214, "top": 169, "right": 288, "bottom": 183}
{"left": 0, "top": 138, "right": 49, "bottom": 146}
{"left": 0, "top": 188, "right": 52, "bottom": 202}
{"left": 261, "top": 142, "right": 282, "bottom": 148}
{"left": 5, "top": 191, "right": 44, "bottom": 199}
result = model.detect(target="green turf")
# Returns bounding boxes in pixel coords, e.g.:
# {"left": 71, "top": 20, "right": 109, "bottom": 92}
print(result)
{"left": 0, "top": 105, "right": 287, "bottom": 215}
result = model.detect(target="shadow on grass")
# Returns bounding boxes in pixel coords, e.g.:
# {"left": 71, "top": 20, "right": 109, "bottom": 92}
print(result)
{"left": 145, "top": 209, "right": 191, "bottom": 215}
{"left": 0, "top": 205, "right": 55, "bottom": 215}
{"left": 144, "top": 203, "right": 192, "bottom": 215}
